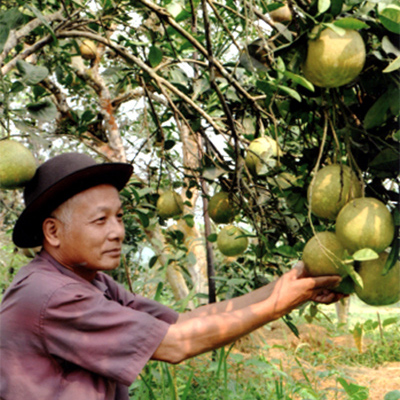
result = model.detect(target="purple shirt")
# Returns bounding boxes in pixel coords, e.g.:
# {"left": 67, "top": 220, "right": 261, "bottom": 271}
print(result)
{"left": 0, "top": 251, "right": 178, "bottom": 400}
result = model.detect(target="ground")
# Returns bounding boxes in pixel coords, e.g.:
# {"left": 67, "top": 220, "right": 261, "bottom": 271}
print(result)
{"left": 232, "top": 300, "right": 400, "bottom": 399}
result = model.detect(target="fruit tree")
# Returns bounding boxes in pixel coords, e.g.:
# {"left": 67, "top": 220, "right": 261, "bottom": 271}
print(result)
{"left": 0, "top": 0, "right": 399, "bottom": 311}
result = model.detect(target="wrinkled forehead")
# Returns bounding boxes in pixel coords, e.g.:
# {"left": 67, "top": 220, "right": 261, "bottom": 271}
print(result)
{"left": 53, "top": 184, "right": 122, "bottom": 216}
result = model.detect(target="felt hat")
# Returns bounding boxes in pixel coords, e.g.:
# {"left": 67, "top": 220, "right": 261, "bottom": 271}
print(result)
{"left": 12, "top": 152, "right": 133, "bottom": 248}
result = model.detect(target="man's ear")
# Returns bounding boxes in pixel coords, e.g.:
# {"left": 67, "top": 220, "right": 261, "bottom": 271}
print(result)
{"left": 42, "top": 217, "right": 62, "bottom": 247}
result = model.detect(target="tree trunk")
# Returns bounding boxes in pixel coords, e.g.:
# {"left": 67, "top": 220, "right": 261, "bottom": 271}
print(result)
{"left": 336, "top": 297, "right": 351, "bottom": 325}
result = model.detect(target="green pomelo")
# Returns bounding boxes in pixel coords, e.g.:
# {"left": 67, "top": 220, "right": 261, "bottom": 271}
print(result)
{"left": 156, "top": 190, "right": 184, "bottom": 219}
{"left": 302, "top": 26, "right": 366, "bottom": 88}
{"left": 0, "top": 140, "right": 36, "bottom": 190}
{"left": 308, "top": 164, "right": 362, "bottom": 220}
{"left": 245, "top": 137, "right": 280, "bottom": 175}
{"left": 217, "top": 225, "right": 248, "bottom": 257}
{"left": 208, "top": 192, "right": 238, "bottom": 224}
{"left": 335, "top": 197, "right": 395, "bottom": 254}
{"left": 303, "top": 231, "right": 348, "bottom": 278}
{"left": 355, "top": 252, "right": 400, "bottom": 306}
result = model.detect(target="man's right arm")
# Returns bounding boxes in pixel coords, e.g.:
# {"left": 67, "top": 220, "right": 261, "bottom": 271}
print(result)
{"left": 151, "top": 264, "right": 343, "bottom": 364}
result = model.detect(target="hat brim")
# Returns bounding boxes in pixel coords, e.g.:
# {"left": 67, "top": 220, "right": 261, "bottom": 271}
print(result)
{"left": 13, "top": 162, "right": 133, "bottom": 248}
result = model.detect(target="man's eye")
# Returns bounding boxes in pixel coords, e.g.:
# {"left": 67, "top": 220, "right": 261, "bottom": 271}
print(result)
{"left": 96, "top": 216, "right": 106, "bottom": 223}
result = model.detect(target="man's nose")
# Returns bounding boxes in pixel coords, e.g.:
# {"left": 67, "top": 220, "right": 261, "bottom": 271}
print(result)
{"left": 109, "top": 218, "right": 125, "bottom": 240}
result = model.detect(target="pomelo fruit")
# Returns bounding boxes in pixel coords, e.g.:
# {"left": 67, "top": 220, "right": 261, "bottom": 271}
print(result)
{"left": 217, "top": 225, "right": 248, "bottom": 257}
{"left": 269, "top": 4, "right": 292, "bottom": 23}
{"left": 0, "top": 140, "right": 36, "bottom": 189}
{"left": 156, "top": 190, "right": 184, "bottom": 219}
{"left": 245, "top": 136, "right": 280, "bottom": 175}
{"left": 355, "top": 251, "right": 400, "bottom": 306}
{"left": 302, "top": 231, "right": 348, "bottom": 278}
{"left": 307, "top": 164, "right": 362, "bottom": 220}
{"left": 80, "top": 39, "right": 97, "bottom": 60}
{"left": 335, "top": 197, "right": 395, "bottom": 254}
{"left": 302, "top": 25, "right": 366, "bottom": 88}
{"left": 208, "top": 191, "right": 238, "bottom": 224}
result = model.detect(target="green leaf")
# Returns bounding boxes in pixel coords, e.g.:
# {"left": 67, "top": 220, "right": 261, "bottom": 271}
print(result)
{"left": 202, "top": 167, "right": 226, "bottom": 180}
{"left": 323, "top": 22, "right": 346, "bottom": 36}
{"left": 333, "top": 17, "right": 369, "bottom": 30}
{"left": 136, "top": 210, "right": 150, "bottom": 227}
{"left": 187, "top": 251, "right": 197, "bottom": 265}
{"left": 175, "top": 10, "right": 191, "bottom": 23}
{"left": 337, "top": 377, "right": 369, "bottom": 399}
{"left": 207, "top": 233, "right": 218, "bottom": 242}
{"left": 330, "top": 0, "right": 343, "bottom": 16}
{"left": 352, "top": 248, "right": 379, "bottom": 262}
{"left": 380, "top": 5, "right": 400, "bottom": 34}
{"left": 393, "top": 207, "right": 400, "bottom": 226}
{"left": 25, "top": 4, "right": 57, "bottom": 44}
{"left": 27, "top": 99, "right": 57, "bottom": 122}
{"left": 282, "top": 70, "right": 315, "bottom": 92}
{"left": 81, "top": 110, "right": 96, "bottom": 122}
{"left": 382, "top": 317, "right": 399, "bottom": 327}
{"left": 148, "top": 46, "right": 163, "bottom": 67}
{"left": 275, "top": 245, "right": 297, "bottom": 257}
{"left": 318, "top": 0, "right": 331, "bottom": 15}
{"left": 148, "top": 255, "right": 158, "bottom": 268}
{"left": 383, "top": 55, "right": 400, "bottom": 73}
{"left": 164, "top": 139, "right": 176, "bottom": 150}
{"left": 277, "top": 84, "right": 302, "bottom": 102}
{"left": 183, "top": 214, "right": 194, "bottom": 228}
{"left": 363, "top": 90, "right": 393, "bottom": 129}
{"left": 369, "top": 148, "right": 399, "bottom": 172}
{"left": 16, "top": 60, "right": 49, "bottom": 85}
{"left": 10, "top": 81, "right": 25, "bottom": 94}
{"left": 382, "top": 238, "right": 399, "bottom": 275}
{"left": 0, "top": 7, "right": 25, "bottom": 30}
{"left": 0, "top": 25, "right": 9, "bottom": 53}
{"left": 342, "top": 262, "right": 364, "bottom": 289}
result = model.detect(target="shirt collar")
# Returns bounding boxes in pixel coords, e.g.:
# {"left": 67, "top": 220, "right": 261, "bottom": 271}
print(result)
{"left": 38, "top": 250, "right": 108, "bottom": 294}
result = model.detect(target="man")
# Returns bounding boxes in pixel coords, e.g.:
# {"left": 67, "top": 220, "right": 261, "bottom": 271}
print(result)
{"left": 0, "top": 152, "right": 344, "bottom": 400}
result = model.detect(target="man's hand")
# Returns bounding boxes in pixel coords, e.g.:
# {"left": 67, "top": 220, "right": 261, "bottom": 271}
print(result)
{"left": 269, "top": 261, "right": 346, "bottom": 317}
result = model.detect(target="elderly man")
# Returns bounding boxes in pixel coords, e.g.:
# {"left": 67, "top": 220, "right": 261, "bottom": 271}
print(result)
{"left": 0, "top": 153, "right": 343, "bottom": 400}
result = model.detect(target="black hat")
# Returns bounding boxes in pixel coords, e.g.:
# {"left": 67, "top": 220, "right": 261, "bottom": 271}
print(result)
{"left": 12, "top": 153, "right": 133, "bottom": 248}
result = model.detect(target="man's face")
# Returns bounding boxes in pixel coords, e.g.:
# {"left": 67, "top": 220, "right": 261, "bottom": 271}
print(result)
{"left": 54, "top": 184, "right": 125, "bottom": 280}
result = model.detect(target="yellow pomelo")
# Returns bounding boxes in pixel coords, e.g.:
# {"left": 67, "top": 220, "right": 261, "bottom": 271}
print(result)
{"left": 217, "top": 225, "right": 248, "bottom": 257}
{"left": 355, "top": 252, "right": 400, "bottom": 306}
{"left": 80, "top": 39, "right": 97, "bottom": 60}
{"left": 302, "top": 26, "right": 366, "bottom": 88}
{"left": 336, "top": 197, "right": 395, "bottom": 254}
{"left": 0, "top": 140, "right": 36, "bottom": 189}
{"left": 269, "top": 4, "right": 292, "bottom": 23}
{"left": 303, "top": 231, "right": 348, "bottom": 277}
{"left": 308, "top": 164, "right": 362, "bottom": 220}
{"left": 208, "top": 192, "right": 238, "bottom": 224}
{"left": 245, "top": 137, "right": 280, "bottom": 175}
{"left": 156, "top": 190, "right": 184, "bottom": 219}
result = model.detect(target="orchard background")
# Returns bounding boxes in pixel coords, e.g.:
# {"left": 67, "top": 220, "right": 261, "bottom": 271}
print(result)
{"left": 0, "top": 0, "right": 399, "bottom": 398}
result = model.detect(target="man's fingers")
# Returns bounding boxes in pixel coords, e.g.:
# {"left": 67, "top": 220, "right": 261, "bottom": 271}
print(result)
{"left": 309, "top": 274, "right": 342, "bottom": 289}
{"left": 291, "top": 261, "right": 306, "bottom": 278}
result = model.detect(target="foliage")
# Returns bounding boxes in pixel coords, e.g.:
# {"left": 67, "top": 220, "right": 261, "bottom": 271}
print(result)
{"left": 128, "top": 307, "right": 400, "bottom": 399}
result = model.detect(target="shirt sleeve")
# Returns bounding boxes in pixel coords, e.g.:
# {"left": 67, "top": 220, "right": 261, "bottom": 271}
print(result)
{"left": 41, "top": 282, "right": 172, "bottom": 386}
{"left": 96, "top": 273, "right": 179, "bottom": 324}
